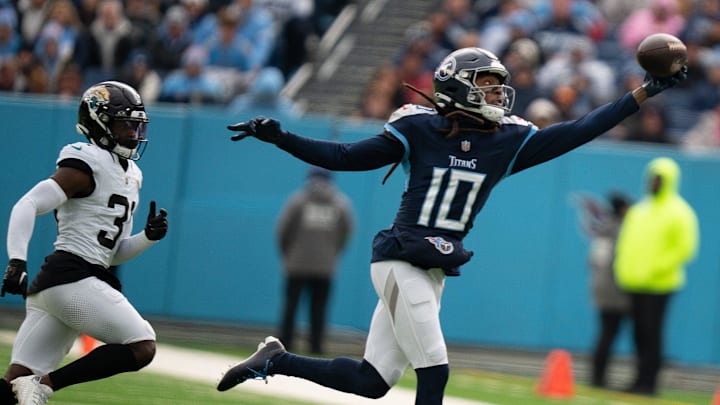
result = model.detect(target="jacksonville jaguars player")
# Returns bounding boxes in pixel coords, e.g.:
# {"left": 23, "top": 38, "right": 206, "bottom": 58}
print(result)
{"left": 217, "top": 47, "right": 687, "bottom": 404}
{"left": 0, "top": 81, "right": 168, "bottom": 405}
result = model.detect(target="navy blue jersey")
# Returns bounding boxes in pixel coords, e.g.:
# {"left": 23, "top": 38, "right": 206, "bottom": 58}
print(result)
{"left": 276, "top": 92, "right": 640, "bottom": 275}
{"left": 383, "top": 104, "right": 531, "bottom": 235}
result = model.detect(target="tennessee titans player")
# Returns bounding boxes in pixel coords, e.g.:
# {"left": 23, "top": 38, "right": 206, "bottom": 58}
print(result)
{"left": 218, "top": 47, "right": 687, "bottom": 404}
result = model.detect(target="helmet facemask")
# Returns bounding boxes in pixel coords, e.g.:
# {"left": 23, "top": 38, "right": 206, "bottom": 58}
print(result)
{"left": 109, "top": 117, "right": 148, "bottom": 160}
{"left": 463, "top": 72, "right": 515, "bottom": 122}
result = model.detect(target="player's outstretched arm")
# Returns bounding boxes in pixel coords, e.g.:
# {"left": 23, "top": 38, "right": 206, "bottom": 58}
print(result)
{"left": 227, "top": 117, "right": 404, "bottom": 171}
{"left": 632, "top": 65, "right": 688, "bottom": 105}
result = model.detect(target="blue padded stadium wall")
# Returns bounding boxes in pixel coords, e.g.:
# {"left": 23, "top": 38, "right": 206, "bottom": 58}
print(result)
{"left": 0, "top": 96, "right": 719, "bottom": 368}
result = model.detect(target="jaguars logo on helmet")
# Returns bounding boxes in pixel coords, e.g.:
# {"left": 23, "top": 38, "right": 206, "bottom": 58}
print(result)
{"left": 84, "top": 86, "right": 110, "bottom": 110}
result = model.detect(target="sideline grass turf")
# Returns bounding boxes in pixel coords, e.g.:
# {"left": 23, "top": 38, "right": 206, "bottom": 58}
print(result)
{"left": 170, "top": 340, "right": 715, "bottom": 405}
{"left": 0, "top": 342, "right": 313, "bottom": 405}
{"left": 0, "top": 340, "right": 713, "bottom": 405}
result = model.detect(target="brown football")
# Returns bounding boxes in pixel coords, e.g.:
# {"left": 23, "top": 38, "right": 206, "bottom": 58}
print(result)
{"left": 636, "top": 33, "right": 688, "bottom": 78}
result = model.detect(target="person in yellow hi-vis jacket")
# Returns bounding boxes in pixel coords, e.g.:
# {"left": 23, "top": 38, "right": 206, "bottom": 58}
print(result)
{"left": 614, "top": 156, "right": 699, "bottom": 396}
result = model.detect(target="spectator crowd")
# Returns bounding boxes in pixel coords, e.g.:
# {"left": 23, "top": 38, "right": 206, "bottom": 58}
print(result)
{"left": 1, "top": 0, "right": 720, "bottom": 150}
{"left": 0, "top": 0, "right": 347, "bottom": 106}
{"left": 359, "top": 0, "right": 720, "bottom": 150}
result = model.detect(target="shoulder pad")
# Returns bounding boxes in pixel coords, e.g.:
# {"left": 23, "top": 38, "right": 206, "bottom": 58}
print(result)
{"left": 501, "top": 114, "right": 537, "bottom": 129}
{"left": 388, "top": 104, "right": 437, "bottom": 123}
{"left": 58, "top": 142, "right": 98, "bottom": 165}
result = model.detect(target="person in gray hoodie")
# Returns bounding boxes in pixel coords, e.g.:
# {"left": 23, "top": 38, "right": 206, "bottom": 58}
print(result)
{"left": 276, "top": 167, "right": 354, "bottom": 354}
{"left": 579, "top": 192, "right": 632, "bottom": 388}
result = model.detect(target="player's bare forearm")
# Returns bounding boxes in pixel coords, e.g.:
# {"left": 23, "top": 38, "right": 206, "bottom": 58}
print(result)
{"left": 632, "top": 86, "right": 648, "bottom": 105}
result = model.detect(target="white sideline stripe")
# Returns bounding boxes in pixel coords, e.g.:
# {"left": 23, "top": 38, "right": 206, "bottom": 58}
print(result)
{"left": 147, "top": 344, "right": 494, "bottom": 405}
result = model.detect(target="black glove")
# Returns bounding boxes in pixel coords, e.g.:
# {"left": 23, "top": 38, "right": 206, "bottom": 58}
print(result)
{"left": 144, "top": 200, "right": 168, "bottom": 241}
{"left": 228, "top": 117, "right": 285, "bottom": 144}
{"left": 642, "top": 65, "right": 688, "bottom": 97}
{"left": 2, "top": 259, "right": 28, "bottom": 299}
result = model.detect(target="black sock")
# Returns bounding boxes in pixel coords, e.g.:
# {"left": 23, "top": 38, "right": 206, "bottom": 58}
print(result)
{"left": 49, "top": 344, "right": 139, "bottom": 390}
{"left": 275, "top": 354, "right": 390, "bottom": 398}
{"left": 0, "top": 379, "right": 16, "bottom": 405}
{"left": 415, "top": 364, "right": 449, "bottom": 405}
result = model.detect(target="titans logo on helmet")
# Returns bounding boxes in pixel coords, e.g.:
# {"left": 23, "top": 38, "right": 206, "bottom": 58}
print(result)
{"left": 425, "top": 236, "right": 455, "bottom": 255}
{"left": 435, "top": 57, "right": 456, "bottom": 82}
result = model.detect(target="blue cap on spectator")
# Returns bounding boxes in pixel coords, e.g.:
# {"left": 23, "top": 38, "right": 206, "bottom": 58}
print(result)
{"left": 249, "top": 67, "right": 284, "bottom": 102}
{"left": 39, "top": 21, "right": 62, "bottom": 42}
{"left": 507, "top": 10, "right": 536, "bottom": 35}
{"left": 0, "top": 8, "right": 15, "bottom": 28}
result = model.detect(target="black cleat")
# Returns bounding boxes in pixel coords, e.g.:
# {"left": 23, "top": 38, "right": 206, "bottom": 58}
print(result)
{"left": 217, "top": 336, "right": 286, "bottom": 391}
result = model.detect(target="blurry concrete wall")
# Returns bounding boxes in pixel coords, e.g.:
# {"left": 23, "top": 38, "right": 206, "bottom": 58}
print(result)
{"left": 1, "top": 95, "right": 718, "bottom": 367}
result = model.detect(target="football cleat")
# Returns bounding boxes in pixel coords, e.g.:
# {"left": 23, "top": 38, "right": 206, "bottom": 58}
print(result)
{"left": 11, "top": 375, "right": 53, "bottom": 405}
{"left": 217, "top": 336, "right": 286, "bottom": 391}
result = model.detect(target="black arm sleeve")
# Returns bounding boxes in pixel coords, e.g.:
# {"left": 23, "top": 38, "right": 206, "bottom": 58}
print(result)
{"left": 511, "top": 92, "right": 640, "bottom": 174}
{"left": 275, "top": 132, "right": 405, "bottom": 171}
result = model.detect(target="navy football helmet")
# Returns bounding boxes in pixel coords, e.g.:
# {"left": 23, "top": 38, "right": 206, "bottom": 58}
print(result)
{"left": 433, "top": 47, "right": 515, "bottom": 122}
{"left": 76, "top": 81, "right": 149, "bottom": 160}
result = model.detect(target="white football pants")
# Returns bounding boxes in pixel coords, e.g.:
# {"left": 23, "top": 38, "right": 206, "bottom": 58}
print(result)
{"left": 11, "top": 277, "right": 156, "bottom": 375}
{"left": 364, "top": 260, "right": 447, "bottom": 386}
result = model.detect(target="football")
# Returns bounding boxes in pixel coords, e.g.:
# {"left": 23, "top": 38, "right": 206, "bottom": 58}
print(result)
{"left": 636, "top": 33, "right": 688, "bottom": 78}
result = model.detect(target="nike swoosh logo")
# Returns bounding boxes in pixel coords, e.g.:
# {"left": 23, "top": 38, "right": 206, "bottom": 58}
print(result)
{"left": 72, "top": 145, "right": 82, "bottom": 150}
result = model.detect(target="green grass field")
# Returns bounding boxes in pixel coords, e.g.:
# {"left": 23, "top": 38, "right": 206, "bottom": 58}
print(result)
{"left": 0, "top": 342, "right": 315, "bottom": 405}
{"left": 183, "top": 341, "right": 716, "bottom": 405}
{"left": 0, "top": 340, "right": 714, "bottom": 405}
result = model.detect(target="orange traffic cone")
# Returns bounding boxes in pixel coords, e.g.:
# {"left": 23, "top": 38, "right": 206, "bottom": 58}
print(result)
{"left": 711, "top": 382, "right": 720, "bottom": 405}
{"left": 81, "top": 334, "right": 97, "bottom": 355}
{"left": 535, "top": 349, "right": 575, "bottom": 399}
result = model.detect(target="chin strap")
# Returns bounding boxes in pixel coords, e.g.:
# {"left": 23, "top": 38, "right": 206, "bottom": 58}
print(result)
{"left": 112, "top": 144, "right": 136, "bottom": 160}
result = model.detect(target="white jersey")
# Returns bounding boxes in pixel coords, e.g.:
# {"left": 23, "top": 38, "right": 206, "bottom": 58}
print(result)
{"left": 53, "top": 142, "right": 142, "bottom": 268}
